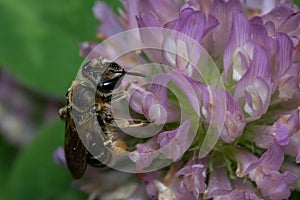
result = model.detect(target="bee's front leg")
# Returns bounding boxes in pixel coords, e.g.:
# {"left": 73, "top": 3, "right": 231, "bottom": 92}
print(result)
{"left": 110, "top": 118, "right": 149, "bottom": 128}
{"left": 111, "top": 91, "right": 127, "bottom": 102}
{"left": 110, "top": 79, "right": 140, "bottom": 103}
{"left": 58, "top": 106, "right": 68, "bottom": 121}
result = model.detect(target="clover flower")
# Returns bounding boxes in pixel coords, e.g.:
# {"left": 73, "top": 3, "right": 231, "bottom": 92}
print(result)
{"left": 59, "top": 0, "right": 300, "bottom": 199}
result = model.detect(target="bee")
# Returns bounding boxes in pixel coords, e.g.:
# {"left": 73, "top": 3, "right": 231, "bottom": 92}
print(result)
{"left": 59, "top": 57, "right": 146, "bottom": 178}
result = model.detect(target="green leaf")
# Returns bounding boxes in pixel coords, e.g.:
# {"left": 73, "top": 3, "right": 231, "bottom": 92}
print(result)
{"left": 104, "top": 0, "right": 124, "bottom": 12}
{"left": 291, "top": 191, "right": 300, "bottom": 200}
{"left": 0, "top": 0, "right": 98, "bottom": 96}
{"left": 0, "top": 137, "right": 19, "bottom": 200}
{"left": 6, "top": 120, "right": 87, "bottom": 200}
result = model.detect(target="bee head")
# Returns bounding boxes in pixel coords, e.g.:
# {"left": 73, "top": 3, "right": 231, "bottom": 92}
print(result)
{"left": 82, "top": 58, "right": 144, "bottom": 93}
{"left": 102, "top": 62, "right": 125, "bottom": 81}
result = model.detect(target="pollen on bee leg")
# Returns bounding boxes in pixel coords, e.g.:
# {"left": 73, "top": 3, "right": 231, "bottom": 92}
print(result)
{"left": 113, "top": 139, "right": 127, "bottom": 152}
{"left": 271, "top": 132, "right": 276, "bottom": 136}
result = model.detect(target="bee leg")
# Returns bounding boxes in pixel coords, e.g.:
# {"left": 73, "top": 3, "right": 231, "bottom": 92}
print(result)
{"left": 111, "top": 79, "right": 139, "bottom": 102}
{"left": 58, "top": 106, "right": 67, "bottom": 121}
{"left": 111, "top": 118, "right": 149, "bottom": 128}
{"left": 111, "top": 91, "right": 127, "bottom": 102}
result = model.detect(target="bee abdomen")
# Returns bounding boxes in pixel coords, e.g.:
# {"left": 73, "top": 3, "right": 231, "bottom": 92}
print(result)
{"left": 86, "top": 153, "right": 106, "bottom": 167}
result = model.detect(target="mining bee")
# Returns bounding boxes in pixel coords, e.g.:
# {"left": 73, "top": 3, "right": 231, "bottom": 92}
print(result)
{"left": 59, "top": 57, "right": 146, "bottom": 178}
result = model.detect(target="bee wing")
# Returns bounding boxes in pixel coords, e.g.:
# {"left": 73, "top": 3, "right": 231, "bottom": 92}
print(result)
{"left": 64, "top": 113, "right": 88, "bottom": 179}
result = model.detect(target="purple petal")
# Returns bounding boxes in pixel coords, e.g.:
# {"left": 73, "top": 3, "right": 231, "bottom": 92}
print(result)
{"left": 258, "top": 171, "right": 297, "bottom": 200}
{"left": 80, "top": 42, "right": 98, "bottom": 57}
{"left": 245, "top": 0, "right": 277, "bottom": 15}
{"left": 297, "top": 153, "right": 300, "bottom": 163}
{"left": 128, "top": 70, "right": 209, "bottom": 125}
{"left": 210, "top": 0, "right": 243, "bottom": 57}
{"left": 243, "top": 78, "right": 271, "bottom": 119}
{"left": 283, "top": 132, "right": 300, "bottom": 163}
{"left": 262, "top": 5, "right": 294, "bottom": 30}
{"left": 172, "top": 8, "right": 219, "bottom": 44}
{"left": 246, "top": 142, "right": 297, "bottom": 199}
{"left": 93, "top": 2, "right": 124, "bottom": 37}
{"left": 162, "top": 8, "right": 218, "bottom": 75}
{"left": 176, "top": 156, "right": 208, "bottom": 198}
{"left": 251, "top": 125, "right": 275, "bottom": 149}
{"left": 138, "top": 172, "right": 160, "bottom": 199}
{"left": 271, "top": 120, "right": 289, "bottom": 146}
{"left": 128, "top": 84, "right": 146, "bottom": 114}
{"left": 129, "top": 137, "right": 160, "bottom": 171}
{"left": 162, "top": 36, "right": 192, "bottom": 74}
{"left": 147, "top": 181, "right": 160, "bottom": 200}
{"left": 223, "top": 14, "right": 275, "bottom": 84}
{"left": 180, "top": 0, "right": 216, "bottom": 15}
{"left": 223, "top": 11, "right": 250, "bottom": 82}
{"left": 249, "top": 18, "right": 277, "bottom": 56}
{"left": 204, "top": 14, "right": 219, "bottom": 36}
{"left": 219, "top": 189, "right": 263, "bottom": 200}
{"left": 221, "top": 91, "right": 245, "bottom": 143}
{"left": 281, "top": 108, "right": 300, "bottom": 161}
{"left": 259, "top": 141, "right": 284, "bottom": 171}
{"left": 278, "top": 11, "right": 300, "bottom": 32}
{"left": 278, "top": 64, "right": 300, "bottom": 99}
{"left": 146, "top": 81, "right": 168, "bottom": 107}
{"left": 137, "top": 11, "right": 162, "bottom": 28}
{"left": 141, "top": 91, "right": 163, "bottom": 123}
{"left": 282, "top": 162, "right": 300, "bottom": 190}
{"left": 231, "top": 179, "right": 263, "bottom": 200}
{"left": 273, "top": 33, "right": 294, "bottom": 84}
{"left": 120, "top": 0, "right": 150, "bottom": 28}
{"left": 235, "top": 148, "right": 258, "bottom": 177}
{"left": 159, "top": 72, "right": 202, "bottom": 117}
{"left": 128, "top": 80, "right": 179, "bottom": 124}
{"left": 122, "top": 0, "right": 181, "bottom": 28}
{"left": 147, "top": 0, "right": 181, "bottom": 24}
{"left": 173, "top": 8, "right": 206, "bottom": 44}
{"left": 278, "top": 76, "right": 300, "bottom": 100}
{"left": 204, "top": 87, "right": 227, "bottom": 137}
{"left": 281, "top": 108, "right": 300, "bottom": 136}
{"left": 204, "top": 166, "right": 232, "bottom": 199}
{"left": 187, "top": 78, "right": 209, "bottom": 119}
{"left": 157, "top": 120, "right": 190, "bottom": 161}
{"left": 247, "top": 141, "right": 283, "bottom": 177}
{"left": 139, "top": 171, "right": 161, "bottom": 183}
{"left": 264, "top": 20, "right": 276, "bottom": 38}
{"left": 234, "top": 45, "right": 271, "bottom": 121}
{"left": 53, "top": 147, "right": 67, "bottom": 167}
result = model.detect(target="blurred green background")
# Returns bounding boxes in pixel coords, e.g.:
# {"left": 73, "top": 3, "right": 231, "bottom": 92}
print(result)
{"left": 0, "top": 0, "right": 299, "bottom": 199}
{"left": 0, "top": 0, "right": 122, "bottom": 199}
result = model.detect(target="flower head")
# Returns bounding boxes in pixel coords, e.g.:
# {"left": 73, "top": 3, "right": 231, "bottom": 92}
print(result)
{"left": 61, "top": 0, "right": 300, "bottom": 199}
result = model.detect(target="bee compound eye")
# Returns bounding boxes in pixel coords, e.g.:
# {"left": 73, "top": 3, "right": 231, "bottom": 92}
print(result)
{"left": 97, "top": 76, "right": 123, "bottom": 93}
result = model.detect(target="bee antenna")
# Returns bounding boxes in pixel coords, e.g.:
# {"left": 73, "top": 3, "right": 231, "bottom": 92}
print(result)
{"left": 125, "top": 71, "right": 145, "bottom": 77}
